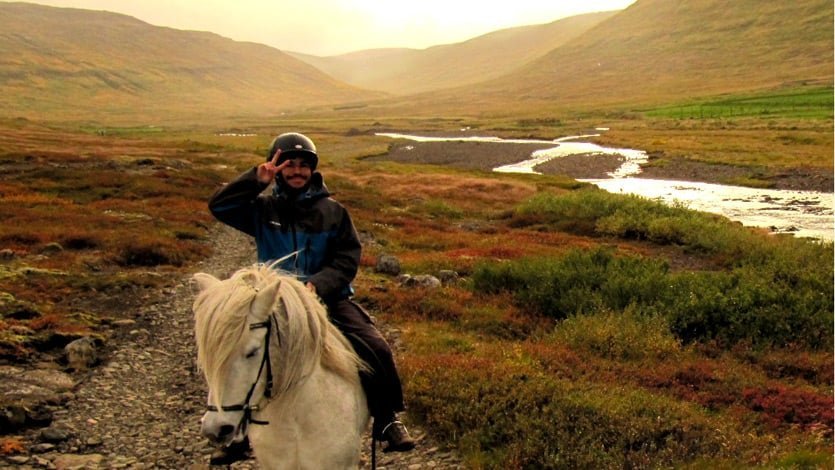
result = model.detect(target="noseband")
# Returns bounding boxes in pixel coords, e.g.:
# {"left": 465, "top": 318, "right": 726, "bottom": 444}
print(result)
{"left": 206, "top": 313, "right": 278, "bottom": 432}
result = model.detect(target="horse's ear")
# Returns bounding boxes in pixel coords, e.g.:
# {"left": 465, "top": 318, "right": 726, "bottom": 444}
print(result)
{"left": 193, "top": 273, "right": 221, "bottom": 292}
{"left": 252, "top": 279, "right": 280, "bottom": 316}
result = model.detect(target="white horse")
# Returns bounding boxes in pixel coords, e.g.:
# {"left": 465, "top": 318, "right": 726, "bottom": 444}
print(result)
{"left": 192, "top": 264, "right": 370, "bottom": 469}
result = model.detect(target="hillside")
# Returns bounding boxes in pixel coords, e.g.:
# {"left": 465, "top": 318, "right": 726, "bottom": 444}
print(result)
{"left": 397, "top": 0, "right": 834, "bottom": 114}
{"left": 0, "top": 2, "right": 384, "bottom": 122}
{"left": 288, "top": 11, "right": 617, "bottom": 96}
{"left": 0, "top": 0, "right": 831, "bottom": 122}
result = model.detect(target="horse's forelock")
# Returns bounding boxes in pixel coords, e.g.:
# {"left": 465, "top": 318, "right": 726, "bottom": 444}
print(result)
{"left": 194, "top": 264, "right": 364, "bottom": 404}
{"left": 194, "top": 266, "right": 270, "bottom": 405}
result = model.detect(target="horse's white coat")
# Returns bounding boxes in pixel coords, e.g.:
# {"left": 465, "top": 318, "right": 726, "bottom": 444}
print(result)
{"left": 193, "top": 265, "right": 369, "bottom": 469}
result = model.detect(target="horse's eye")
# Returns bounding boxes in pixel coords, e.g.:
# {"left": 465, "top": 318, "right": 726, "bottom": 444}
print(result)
{"left": 245, "top": 348, "right": 259, "bottom": 359}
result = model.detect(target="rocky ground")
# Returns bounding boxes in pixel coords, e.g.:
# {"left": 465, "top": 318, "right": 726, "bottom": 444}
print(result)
{"left": 2, "top": 225, "right": 463, "bottom": 469}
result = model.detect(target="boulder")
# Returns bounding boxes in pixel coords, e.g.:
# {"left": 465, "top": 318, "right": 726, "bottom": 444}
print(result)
{"left": 375, "top": 254, "right": 401, "bottom": 276}
{"left": 0, "top": 366, "right": 75, "bottom": 434}
{"left": 64, "top": 337, "right": 98, "bottom": 371}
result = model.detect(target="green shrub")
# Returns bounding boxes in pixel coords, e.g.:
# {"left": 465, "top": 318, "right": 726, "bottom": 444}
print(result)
{"left": 404, "top": 354, "right": 735, "bottom": 469}
{"left": 472, "top": 247, "right": 670, "bottom": 319}
{"left": 472, "top": 247, "right": 833, "bottom": 349}
{"left": 663, "top": 263, "right": 832, "bottom": 348}
{"left": 513, "top": 188, "right": 835, "bottom": 267}
{"left": 552, "top": 308, "right": 681, "bottom": 360}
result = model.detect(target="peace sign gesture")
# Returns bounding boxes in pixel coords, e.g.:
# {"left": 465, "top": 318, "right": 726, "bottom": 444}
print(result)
{"left": 257, "top": 149, "right": 290, "bottom": 184}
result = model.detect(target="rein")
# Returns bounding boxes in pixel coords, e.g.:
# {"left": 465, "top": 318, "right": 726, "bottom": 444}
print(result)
{"left": 206, "top": 314, "right": 278, "bottom": 432}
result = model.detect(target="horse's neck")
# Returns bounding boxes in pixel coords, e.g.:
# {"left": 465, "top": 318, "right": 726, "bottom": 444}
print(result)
{"left": 250, "top": 363, "right": 369, "bottom": 468}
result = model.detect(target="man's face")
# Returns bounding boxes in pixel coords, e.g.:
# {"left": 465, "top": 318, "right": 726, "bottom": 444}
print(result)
{"left": 280, "top": 158, "right": 312, "bottom": 189}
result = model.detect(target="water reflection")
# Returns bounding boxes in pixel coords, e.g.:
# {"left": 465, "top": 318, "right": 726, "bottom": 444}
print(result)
{"left": 377, "top": 132, "right": 833, "bottom": 241}
{"left": 584, "top": 178, "right": 833, "bottom": 240}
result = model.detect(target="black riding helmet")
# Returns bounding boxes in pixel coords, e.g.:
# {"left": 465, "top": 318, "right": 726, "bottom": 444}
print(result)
{"left": 266, "top": 132, "right": 318, "bottom": 171}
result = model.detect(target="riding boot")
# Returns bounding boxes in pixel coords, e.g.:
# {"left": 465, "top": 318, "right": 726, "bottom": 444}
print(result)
{"left": 373, "top": 414, "right": 416, "bottom": 453}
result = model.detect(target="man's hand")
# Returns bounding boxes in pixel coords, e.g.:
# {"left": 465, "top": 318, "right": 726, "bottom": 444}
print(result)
{"left": 257, "top": 149, "right": 289, "bottom": 184}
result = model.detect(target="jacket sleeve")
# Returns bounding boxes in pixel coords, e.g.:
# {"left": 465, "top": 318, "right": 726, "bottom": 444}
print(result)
{"left": 308, "top": 207, "right": 362, "bottom": 303}
{"left": 208, "top": 167, "right": 269, "bottom": 237}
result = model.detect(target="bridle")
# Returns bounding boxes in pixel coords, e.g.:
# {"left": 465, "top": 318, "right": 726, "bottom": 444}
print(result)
{"left": 206, "top": 313, "right": 278, "bottom": 433}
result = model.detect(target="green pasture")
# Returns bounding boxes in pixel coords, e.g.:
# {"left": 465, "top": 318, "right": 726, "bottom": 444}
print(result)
{"left": 642, "top": 85, "right": 834, "bottom": 120}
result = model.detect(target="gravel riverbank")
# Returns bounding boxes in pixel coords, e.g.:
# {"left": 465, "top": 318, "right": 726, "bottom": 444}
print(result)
{"left": 368, "top": 140, "right": 833, "bottom": 192}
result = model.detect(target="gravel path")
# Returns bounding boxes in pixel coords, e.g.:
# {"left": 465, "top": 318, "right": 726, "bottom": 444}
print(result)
{"left": 4, "top": 225, "right": 462, "bottom": 469}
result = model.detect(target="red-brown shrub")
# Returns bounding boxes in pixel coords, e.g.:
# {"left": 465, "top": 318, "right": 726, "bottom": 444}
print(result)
{"left": 743, "top": 384, "right": 834, "bottom": 433}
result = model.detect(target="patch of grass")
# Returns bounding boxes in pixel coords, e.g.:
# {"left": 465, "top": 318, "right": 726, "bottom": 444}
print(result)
{"left": 421, "top": 198, "right": 464, "bottom": 219}
{"left": 643, "top": 86, "right": 834, "bottom": 120}
{"left": 719, "top": 175, "right": 774, "bottom": 188}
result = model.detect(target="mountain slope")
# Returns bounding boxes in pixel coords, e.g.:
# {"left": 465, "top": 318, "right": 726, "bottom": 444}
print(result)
{"left": 439, "top": 0, "right": 834, "bottom": 112}
{"left": 288, "top": 11, "right": 617, "bottom": 96}
{"left": 0, "top": 2, "right": 384, "bottom": 122}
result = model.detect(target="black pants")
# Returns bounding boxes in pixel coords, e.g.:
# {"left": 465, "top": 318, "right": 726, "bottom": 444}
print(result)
{"left": 327, "top": 299, "right": 405, "bottom": 425}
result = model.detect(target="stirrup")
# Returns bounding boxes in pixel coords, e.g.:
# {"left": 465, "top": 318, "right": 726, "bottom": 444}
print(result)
{"left": 379, "top": 420, "right": 416, "bottom": 453}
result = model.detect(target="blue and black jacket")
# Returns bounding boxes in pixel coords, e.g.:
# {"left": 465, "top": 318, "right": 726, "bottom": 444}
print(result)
{"left": 208, "top": 167, "right": 361, "bottom": 304}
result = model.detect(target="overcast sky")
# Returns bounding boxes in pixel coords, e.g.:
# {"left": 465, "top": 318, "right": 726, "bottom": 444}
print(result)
{"left": 9, "top": 0, "right": 636, "bottom": 56}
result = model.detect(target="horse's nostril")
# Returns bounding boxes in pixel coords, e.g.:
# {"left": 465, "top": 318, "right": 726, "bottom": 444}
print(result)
{"left": 218, "top": 424, "right": 235, "bottom": 439}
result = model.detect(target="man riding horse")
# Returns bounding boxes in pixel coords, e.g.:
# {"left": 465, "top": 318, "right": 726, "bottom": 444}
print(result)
{"left": 208, "top": 132, "right": 415, "bottom": 464}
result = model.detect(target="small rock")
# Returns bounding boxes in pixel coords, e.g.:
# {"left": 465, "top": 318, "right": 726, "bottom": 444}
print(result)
{"left": 403, "top": 274, "right": 442, "bottom": 289}
{"left": 64, "top": 337, "right": 98, "bottom": 371}
{"left": 40, "top": 242, "right": 64, "bottom": 254}
{"left": 30, "top": 443, "right": 57, "bottom": 453}
{"left": 438, "top": 270, "right": 459, "bottom": 285}
{"left": 40, "top": 426, "right": 71, "bottom": 443}
{"left": 52, "top": 453, "right": 104, "bottom": 469}
{"left": 1, "top": 404, "right": 27, "bottom": 429}
{"left": 0, "top": 248, "right": 16, "bottom": 260}
{"left": 32, "top": 455, "right": 53, "bottom": 468}
{"left": 375, "top": 254, "right": 401, "bottom": 276}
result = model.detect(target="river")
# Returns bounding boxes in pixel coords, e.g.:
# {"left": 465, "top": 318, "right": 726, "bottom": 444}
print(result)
{"left": 377, "top": 132, "right": 834, "bottom": 241}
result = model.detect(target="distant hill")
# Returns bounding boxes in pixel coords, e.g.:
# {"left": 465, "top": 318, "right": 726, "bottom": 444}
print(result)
{"left": 0, "top": 2, "right": 384, "bottom": 122}
{"left": 288, "top": 11, "right": 617, "bottom": 96}
{"left": 428, "top": 0, "right": 834, "bottom": 113}
{"left": 1, "top": 0, "right": 831, "bottom": 122}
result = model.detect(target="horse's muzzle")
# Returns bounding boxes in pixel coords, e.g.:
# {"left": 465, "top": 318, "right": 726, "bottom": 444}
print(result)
{"left": 201, "top": 412, "right": 242, "bottom": 446}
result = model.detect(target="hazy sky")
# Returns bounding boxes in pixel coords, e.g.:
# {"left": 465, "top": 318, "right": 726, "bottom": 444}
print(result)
{"left": 9, "top": 0, "right": 636, "bottom": 56}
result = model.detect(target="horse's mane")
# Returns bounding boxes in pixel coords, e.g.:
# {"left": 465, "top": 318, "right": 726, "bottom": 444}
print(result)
{"left": 193, "top": 264, "right": 364, "bottom": 405}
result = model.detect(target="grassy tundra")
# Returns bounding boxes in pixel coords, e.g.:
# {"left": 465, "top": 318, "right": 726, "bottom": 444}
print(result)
{"left": 0, "top": 97, "right": 831, "bottom": 468}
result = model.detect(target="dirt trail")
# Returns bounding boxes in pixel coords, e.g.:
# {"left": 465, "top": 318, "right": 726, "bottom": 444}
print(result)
{"left": 5, "top": 225, "right": 462, "bottom": 469}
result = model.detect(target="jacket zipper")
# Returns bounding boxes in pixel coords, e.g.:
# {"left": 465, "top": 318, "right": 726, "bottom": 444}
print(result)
{"left": 304, "top": 238, "right": 312, "bottom": 274}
